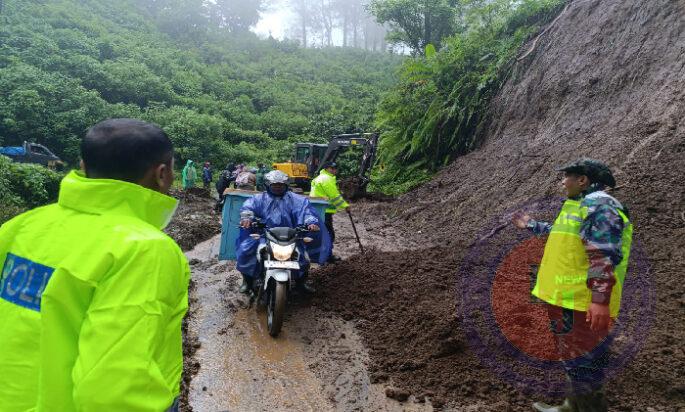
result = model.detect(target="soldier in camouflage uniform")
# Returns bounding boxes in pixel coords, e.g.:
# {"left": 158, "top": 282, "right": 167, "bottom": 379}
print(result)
{"left": 513, "top": 159, "right": 633, "bottom": 412}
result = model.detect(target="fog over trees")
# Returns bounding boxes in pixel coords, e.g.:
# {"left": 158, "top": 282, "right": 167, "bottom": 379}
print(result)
{"left": 281, "top": 0, "right": 389, "bottom": 51}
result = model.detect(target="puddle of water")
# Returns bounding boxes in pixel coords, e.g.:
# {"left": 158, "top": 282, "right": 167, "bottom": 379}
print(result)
{"left": 239, "top": 309, "right": 299, "bottom": 363}
{"left": 223, "top": 309, "right": 333, "bottom": 411}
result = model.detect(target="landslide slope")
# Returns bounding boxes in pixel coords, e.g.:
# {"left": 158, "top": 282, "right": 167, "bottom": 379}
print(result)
{"left": 314, "top": 0, "right": 685, "bottom": 410}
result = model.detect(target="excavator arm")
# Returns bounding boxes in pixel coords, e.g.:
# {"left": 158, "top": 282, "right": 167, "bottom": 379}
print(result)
{"left": 317, "top": 133, "right": 379, "bottom": 198}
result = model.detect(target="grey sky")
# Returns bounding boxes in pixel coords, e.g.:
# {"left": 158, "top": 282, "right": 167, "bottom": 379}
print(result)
{"left": 253, "top": 3, "right": 293, "bottom": 40}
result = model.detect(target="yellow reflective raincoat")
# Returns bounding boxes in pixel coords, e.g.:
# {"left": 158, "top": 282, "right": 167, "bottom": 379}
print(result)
{"left": 310, "top": 169, "right": 349, "bottom": 214}
{"left": 0, "top": 171, "right": 189, "bottom": 412}
{"left": 532, "top": 198, "right": 632, "bottom": 317}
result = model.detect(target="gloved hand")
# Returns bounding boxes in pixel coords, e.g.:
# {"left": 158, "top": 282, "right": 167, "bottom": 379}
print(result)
{"left": 512, "top": 211, "right": 532, "bottom": 229}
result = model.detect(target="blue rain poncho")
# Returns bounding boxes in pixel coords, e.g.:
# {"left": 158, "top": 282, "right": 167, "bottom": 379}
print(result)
{"left": 236, "top": 191, "right": 331, "bottom": 278}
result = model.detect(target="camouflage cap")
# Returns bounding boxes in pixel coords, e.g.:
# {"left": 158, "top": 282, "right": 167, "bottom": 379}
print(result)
{"left": 556, "top": 158, "right": 616, "bottom": 188}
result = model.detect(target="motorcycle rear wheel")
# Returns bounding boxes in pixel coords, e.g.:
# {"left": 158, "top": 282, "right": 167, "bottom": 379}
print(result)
{"left": 267, "top": 281, "right": 287, "bottom": 337}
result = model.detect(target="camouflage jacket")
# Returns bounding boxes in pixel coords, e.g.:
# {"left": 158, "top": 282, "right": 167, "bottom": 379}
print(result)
{"left": 528, "top": 189, "right": 628, "bottom": 305}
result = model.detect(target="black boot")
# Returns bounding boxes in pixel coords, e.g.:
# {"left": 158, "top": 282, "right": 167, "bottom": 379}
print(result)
{"left": 327, "top": 254, "right": 341, "bottom": 264}
{"left": 574, "top": 390, "right": 607, "bottom": 412}
{"left": 239, "top": 274, "right": 253, "bottom": 294}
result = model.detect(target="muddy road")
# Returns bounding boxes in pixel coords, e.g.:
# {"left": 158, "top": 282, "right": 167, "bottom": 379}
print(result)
{"left": 182, "top": 204, "right": 434, "bottom": 411}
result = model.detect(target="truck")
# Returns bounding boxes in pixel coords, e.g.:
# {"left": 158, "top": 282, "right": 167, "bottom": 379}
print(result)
{"left": 0, "top": 141, "right": 64, "bottom": 169}
{"left": 272, "top": 133, "right": 379, "bottom": 199}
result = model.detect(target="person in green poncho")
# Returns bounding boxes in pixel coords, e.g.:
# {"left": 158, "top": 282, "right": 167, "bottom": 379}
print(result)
{"left": 182, "top": 159, "right": 197, "bottom": 189}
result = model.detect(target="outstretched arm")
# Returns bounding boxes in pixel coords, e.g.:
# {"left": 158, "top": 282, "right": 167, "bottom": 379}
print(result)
{"left": 512, "top": 211, "right": 551, "bottom": 236}
{"left": 239, "top": 195, "right": 260, "bottom": 228}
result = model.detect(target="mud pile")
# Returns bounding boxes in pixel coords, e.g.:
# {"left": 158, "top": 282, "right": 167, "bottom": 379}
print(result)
{"left": 314, "top": 0, "right": 685, "bottom": 410}
{"left": 165, "top": 189, "right": 221, "bottom": 251}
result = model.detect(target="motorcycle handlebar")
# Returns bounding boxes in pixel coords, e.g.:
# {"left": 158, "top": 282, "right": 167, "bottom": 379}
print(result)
{"left": 236, "top": 220, "right": 311, "bottom": 233}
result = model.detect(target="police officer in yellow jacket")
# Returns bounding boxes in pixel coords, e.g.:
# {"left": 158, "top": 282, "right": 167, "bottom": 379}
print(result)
{"left": 513, "top": 159, "right": 633, "bottom": 412}
{"left": 310, "top": 162, "right": 349, "bottom": 263}
{"left": 0, "top": 119, "right": 189, "bottom": 412}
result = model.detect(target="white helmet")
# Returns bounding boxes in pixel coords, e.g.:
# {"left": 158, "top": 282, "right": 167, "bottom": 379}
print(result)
{"left": 264, "top": 170, "right": 289, "bottom": 185}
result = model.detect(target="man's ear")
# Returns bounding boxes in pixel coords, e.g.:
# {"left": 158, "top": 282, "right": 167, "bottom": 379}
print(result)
{"left": 579, "top": 175, "right": 591, "bottom": 189}
{"left": 79, "top": 159, "right": 86, "bottom": 173}
{"left": 154, "top": 161, "right": 174, "bottom": 193}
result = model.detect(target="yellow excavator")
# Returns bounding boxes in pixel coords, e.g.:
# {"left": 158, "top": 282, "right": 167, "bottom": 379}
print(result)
{"left": 273, "top": 133, "right": 379, "bottom": 198}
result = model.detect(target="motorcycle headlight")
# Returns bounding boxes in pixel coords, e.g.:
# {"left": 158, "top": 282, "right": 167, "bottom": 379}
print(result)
{"left": 271, "top": 242, "right": 296, "bottom": 261}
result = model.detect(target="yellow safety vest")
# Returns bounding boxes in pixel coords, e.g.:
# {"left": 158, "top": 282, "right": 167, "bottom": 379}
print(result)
{"left": 310, "top": 169, "right": 349, "bottom": 214}
{"left": 532, "top": 198, "right": 633, "bottom": 317}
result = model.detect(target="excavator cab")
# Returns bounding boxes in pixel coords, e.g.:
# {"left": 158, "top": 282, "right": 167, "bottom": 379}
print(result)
{"left": 272, "top": 133, "right": 379, "bottom": 197}
{"left": 294, "top": 143, "right": 328, "bottom": 177}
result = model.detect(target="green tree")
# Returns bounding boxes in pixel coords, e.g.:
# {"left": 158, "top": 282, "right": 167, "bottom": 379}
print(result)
{"left": 209, "top": 0, "right": 265, "bottom": 33}
{"left": 372, "top": 0, "right": 565, "bottom": 192}
{"left": 368, "top": 0, "right": 459, "bottom": 55}
{"left": 0, "top": 0, "right": 402, "bottom": 191}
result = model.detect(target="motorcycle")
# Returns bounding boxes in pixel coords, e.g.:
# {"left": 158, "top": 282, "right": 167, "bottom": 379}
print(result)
{"left": 241, "top": 214, "right": 314, "bottom": 337}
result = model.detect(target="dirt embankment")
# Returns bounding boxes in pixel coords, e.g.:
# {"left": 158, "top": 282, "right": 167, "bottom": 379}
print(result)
{"left": 165, "top": 189, "right": 221, "bottom": 251}
{"left": 313, "top": 0, "right": 685, "bottom": 410}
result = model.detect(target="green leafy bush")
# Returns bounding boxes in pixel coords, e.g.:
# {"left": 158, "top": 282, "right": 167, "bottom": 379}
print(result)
{"left": 372, "top": 0, "right": 565, "bottom": 192}
{"left": 0, "top": 156, "right": 63, "bottom": 224}
{"left": 0, "top": 0, "right": 402, "bottom": 172}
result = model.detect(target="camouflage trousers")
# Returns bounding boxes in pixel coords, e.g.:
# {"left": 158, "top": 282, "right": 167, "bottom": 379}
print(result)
{"left": 545, "top": 304, "right": 612, "bottom": 394}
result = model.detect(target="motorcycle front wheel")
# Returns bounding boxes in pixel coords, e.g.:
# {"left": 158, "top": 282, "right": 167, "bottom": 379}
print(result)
{"left": 267, "top": 281, "right": 287, "bottom": 337}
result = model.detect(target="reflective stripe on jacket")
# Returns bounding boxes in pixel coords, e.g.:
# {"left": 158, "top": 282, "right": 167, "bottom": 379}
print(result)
{"left": 533, "top": 197, "right": 632, "bottom": 317}
{"left": 0, "top": 170, "right": 189, "bottom": 411}
{"left": 310, "top": 169, "right": 349, "bottom": 214}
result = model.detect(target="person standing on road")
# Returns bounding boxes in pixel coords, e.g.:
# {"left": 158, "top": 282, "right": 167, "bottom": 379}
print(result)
{"left": 310, "top": 161, "right": 349, "bottom": 263}
{"left": 182, "top": 159, "right": 197, "bottom": 189}
{"left": 0, "top": 118, "right": 190, "bottom": 412}
{"left": 214, "top": 163, "right": 235, "bottom": 212}
{"left": 255, "top": 163, "right": 268, "bottom": 191}
{"left": 512, "top": 158, "right": 633, "bottom": 412}
{"left": 202, "top": 161, "right": 212, "bottom": 190}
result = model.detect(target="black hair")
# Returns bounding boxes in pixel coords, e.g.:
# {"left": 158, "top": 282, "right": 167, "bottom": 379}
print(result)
{"left": 81, "top": 118, "right": 173, "bottom": 182}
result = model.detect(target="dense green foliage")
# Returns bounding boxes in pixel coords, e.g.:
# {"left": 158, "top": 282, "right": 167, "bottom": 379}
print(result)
{"left": 0, "top": 0, "right": 401, "bottom": 170}
{"left": 370, "top": 0, "right": 564, "bottom": 193}
{"left": 368, "top": 0, "right": 461, "bottom": 55}
{"left": 0, "top": 0, "right": 568, "bottom": 204}
{"left": 0, "top": 156, "right": 63, "bottom": 224}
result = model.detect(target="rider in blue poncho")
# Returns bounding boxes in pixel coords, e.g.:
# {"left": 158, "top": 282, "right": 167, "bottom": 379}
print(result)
{"left": 236, "top": 170, "right": 331, "bottom": 294}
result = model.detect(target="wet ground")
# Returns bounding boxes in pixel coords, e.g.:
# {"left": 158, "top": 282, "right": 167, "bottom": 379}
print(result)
{"left": 182, "top": 211, "right": 434, "bottom": 411}
{"left": 172, "top": 2, "right": 685, "bottom": 407}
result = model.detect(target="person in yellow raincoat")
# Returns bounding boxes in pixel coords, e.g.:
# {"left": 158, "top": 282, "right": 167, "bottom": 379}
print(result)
{"left": 310, "top": 161, "right": 349, "bottom": 263}
{"left": 0, "top": 119, "right": 189, "bottom": 412}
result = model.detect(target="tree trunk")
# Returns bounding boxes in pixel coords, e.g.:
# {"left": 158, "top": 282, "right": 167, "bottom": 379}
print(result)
{"left": 342, "top": 12, "right": 348, "bottom": 47}
{"left": 353, "top": 22, "right": 358, "bottom": 48}
{"left": 302, "top": 14, "right": 307, "bottom": 47}
{"left": 423, "top": 1, "right": 431, "bottom": 51}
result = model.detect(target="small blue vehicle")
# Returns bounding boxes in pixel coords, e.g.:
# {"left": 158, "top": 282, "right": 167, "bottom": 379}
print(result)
{"left": 0, "top": 141, "right": 63, "bottom": 169}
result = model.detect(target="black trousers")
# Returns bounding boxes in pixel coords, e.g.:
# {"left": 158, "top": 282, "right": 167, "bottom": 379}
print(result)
{"left": 325, "top": 213, "right": 335, "bottom": 247}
